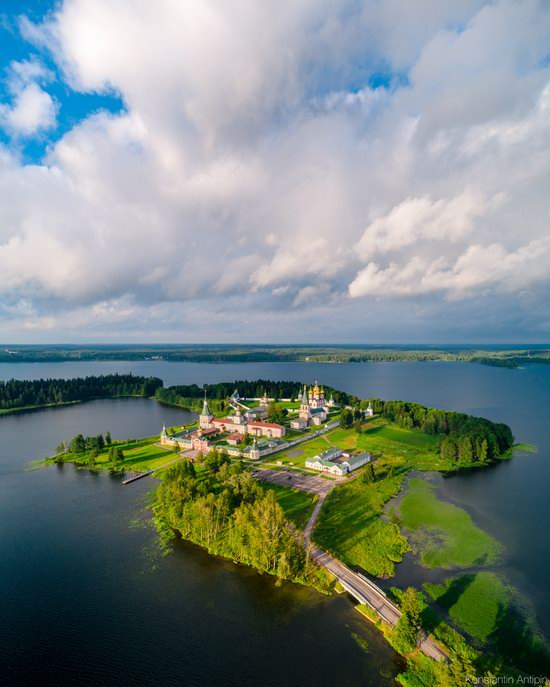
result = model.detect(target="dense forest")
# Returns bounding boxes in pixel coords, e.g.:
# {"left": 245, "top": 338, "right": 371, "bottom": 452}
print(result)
{"left": 153, "top": 456, "right": 314, "bottom": 584}
{"left": 154, "top": 379, "right": 356, "bottom": 408}
{"left": 365, "top": 398, "right": 514, "bottom": 464}
{"left": 0, "top": 374, "right": 163, "bottom": 410}
{"left": 2, "top": 344, "right": 549, "bottom": 367}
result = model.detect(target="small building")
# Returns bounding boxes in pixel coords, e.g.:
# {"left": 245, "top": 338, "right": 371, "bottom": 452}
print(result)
{"left": 366, "top": 402, "right": 374, "bottom": 417}
{"left": 247, "top": 421, "right": 286, "bottom": 438}
{"left": 290, "top": 416, "right": 308, "bottom": 430}
{"left": 342, "top": 451, "right": 371, "bottom": 472}
{"left": 305, "top": 457, "right": 346, "bottom": 476}
{"left": 305, "top": 447, "right": 371, "bottom": 475}
{"left": 226, "top": 433, "right": 244, "bottom": 446}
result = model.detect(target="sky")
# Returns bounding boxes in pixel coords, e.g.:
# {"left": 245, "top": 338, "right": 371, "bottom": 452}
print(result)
{"left": 0, "top": 0, "right": 549, "bottom": 344}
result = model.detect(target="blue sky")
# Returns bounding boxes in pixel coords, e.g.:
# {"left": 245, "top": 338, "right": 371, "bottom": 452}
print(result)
{"left": 0, "top": 0, "right": 124, "bottom": 163}
{"left": 0, "top": 0, "right": 549, "bottom": 343}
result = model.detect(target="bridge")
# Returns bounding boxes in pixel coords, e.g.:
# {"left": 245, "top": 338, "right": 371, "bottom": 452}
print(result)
{"left": 274, "top": 473, "right": 449, "bottom": 663}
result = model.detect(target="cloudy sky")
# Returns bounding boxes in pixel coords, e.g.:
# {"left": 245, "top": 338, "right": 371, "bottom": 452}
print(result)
{"left": 0, "top": 0, "right": 549, "bottom": 343}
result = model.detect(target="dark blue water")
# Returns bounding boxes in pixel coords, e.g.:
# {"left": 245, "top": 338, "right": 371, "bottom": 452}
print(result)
{"left": 1, "top": 360, "right": 549, "bottom": 683}
{"left": 0, "top": 396, "right": 402, "bottom": 686}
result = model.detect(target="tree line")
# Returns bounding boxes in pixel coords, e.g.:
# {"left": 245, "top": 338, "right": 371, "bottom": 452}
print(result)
{"left": 153, "top": 454, "right": 314, "bottom": 583}
{"left": 0, "top": 374, "right": 163, "bottom": 410}
{"left": 365, "top": 398, "right": 514, "bottom": 464}
{"left": 154, "top": 379, "right": 355, "bottom": 407}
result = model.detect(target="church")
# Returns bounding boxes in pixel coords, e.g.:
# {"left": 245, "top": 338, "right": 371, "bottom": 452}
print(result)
{"left": 290, "top": 382, "right": 336, "bottom": 430}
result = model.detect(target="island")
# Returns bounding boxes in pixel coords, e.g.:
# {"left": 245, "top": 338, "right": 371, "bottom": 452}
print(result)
{"left": 36, "top": 376, "right": 547, "bottom": 686}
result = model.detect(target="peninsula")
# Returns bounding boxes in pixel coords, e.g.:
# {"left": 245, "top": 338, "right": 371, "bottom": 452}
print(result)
{"left": 36, "top": 375, "right": 549, "bottom": 685}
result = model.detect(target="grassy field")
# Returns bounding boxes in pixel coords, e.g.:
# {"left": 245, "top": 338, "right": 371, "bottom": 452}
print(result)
{"left": 306, "top": 420, "right": 464, "bottom": 577}
{"left": 313, "top": 475, "right": 410, "bottom": 577}
{"left": 51, "top": 435, "right": 178, "bottom": 472}
{"left": 262, "top": 434, "right": 338, "bottom": 468}
{"left": 398, "top": 478, "right": 502, "bottom": 569}
{"left": 259, "top": 482, "right": 317, "bottom": 529}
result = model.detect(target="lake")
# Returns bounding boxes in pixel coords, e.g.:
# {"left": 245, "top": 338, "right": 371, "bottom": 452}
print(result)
{"left": 1, "top": 360, "right": 549, "bottom": 684}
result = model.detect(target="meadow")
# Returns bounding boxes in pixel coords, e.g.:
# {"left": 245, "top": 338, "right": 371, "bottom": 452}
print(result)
{"left": 313, "top": 475, "right": 410, "bottom": 577}
{"left": 259, "top": 482, "right": 317, "bottom": 529}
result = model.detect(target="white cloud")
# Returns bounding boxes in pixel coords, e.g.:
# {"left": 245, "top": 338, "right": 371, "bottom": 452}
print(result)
{"left": 349, "top": 239, "right": 550, "bottom": 299}
{"left": 0, "top": 82, "right": 57, "bottom": 136}
{"left": 0, "top": 59, "right": 57, "bottom": 136}
{"left": 355, "top": 190, "right": 494, "bottom": 261}
{"left": 1, "top": 0, "right": 550, "bottom": 341}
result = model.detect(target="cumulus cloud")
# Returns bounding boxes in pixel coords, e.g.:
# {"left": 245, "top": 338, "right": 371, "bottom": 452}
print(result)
{"left": 349, "top": 238, "right": 550, "bottom": 299}
{"left": 1, "top": 0, "right": 550, "bottom": 341}
{"left": 0, "top": 59, "right": 57, "bottom": 136}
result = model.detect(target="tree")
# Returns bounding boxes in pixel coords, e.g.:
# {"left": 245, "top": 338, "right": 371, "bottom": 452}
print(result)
{"left": 340, "top": 408, "right": 353, "bottom": 429}
{"left": 361, "top": 463, "right": 375, "bottom": 484}
{"left": 69, "top": 434, "right": 86, "bottom": 454}
{"left": 458, "top": 436, "right": 473, "bottom": 465}
{"left": 394, "top": 587, "right": 424, "bottom": 652}
{"left": 105, "top": 431, "right": 112, "bottom": 445}
{"left": 56, "top": 441, "right": 66, "bottom": 455}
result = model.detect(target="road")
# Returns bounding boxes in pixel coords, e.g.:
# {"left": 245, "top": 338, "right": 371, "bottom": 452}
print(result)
{"left": 256, "top": 467, "right": 448, "bottom": 663}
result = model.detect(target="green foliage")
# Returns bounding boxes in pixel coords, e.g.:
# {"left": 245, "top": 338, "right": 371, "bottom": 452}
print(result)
{"left": 367, "top": 398, "right": 514, "bottom": 465}
{"left": 0, "top": 374, "right": 163, "bottom": 411}
{"left": 424, "top": 572, "right": 550, "bottom": 676}
{"left": 155, "top": 379, "right": 355, "bottom": 410}
{"left": 340, "top": 407, "right": 353, "bottom": 428}
{"left": 394, "top": 588, "right": 425, "bottom": 653}
{"left": 153, "top": 456, "right": 317, "bottom": 586}
{"left": 267, "top": 401, "right": 288, "bottom": 424}
{"left": 259, "top": 482, "right": 316, "bottom": 529}
{"left": 313, "top": 476, "right": 410, "bottom": 577}
{"left": 108, "top": 446, "right": 124, "bottom": 464}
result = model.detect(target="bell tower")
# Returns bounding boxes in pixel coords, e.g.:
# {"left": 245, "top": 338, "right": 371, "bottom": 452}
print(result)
{"left": 199, "top": 390, "right": 214, "bottom": 428}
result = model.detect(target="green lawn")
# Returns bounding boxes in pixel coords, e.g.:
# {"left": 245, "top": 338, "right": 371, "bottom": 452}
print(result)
{"left": 398, "top": 479, "right": 502, "bottom": 569}
{"left": 313, "top": 476, "right": 410, "bottom": 577}
{"left": 327, "top": 420, "right": 446, "bottom": 471}
{"left": 55, "top": 436, "right": 178, "bottom": 472}
{"left": 260, "top": 482, "right": 317, "bottom": 529}
{"left": 262, "top": 434, "right": 337, "bottom": 468}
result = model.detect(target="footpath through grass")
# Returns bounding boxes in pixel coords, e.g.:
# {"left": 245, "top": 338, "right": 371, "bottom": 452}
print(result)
{"left": 398, "top": 478, "right": 502, "bottom": 569}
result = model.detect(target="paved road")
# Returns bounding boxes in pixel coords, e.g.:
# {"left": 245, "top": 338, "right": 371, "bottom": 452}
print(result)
{"left": 308, "top": 546, "right": 448, "bottom": 662}
{"left": 255, "top": 467, "right": 448, "bottom": 663}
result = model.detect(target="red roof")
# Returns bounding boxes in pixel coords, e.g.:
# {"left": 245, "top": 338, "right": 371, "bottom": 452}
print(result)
{"left": 212, "top": 417, "right": 233, "bottom": 424}
{"left": 248, "top": 421, "right": 284, "bottom": 430}
{"left": 227, "top": 433, "right": 243, "bottom": 441}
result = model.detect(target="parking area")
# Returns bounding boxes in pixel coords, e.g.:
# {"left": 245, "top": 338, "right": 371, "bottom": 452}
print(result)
{"left": 252, "top": 468, "right": 341, "bottom": 496}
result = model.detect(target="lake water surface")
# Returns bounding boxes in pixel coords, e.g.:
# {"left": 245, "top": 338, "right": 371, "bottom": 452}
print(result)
{"left": 1, "top": 360, "right": 549, "bottom": 685}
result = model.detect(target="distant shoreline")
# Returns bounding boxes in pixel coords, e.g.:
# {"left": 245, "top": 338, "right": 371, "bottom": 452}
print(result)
{"left": 1, "top": 344, "right": 550, "bottom": 368}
